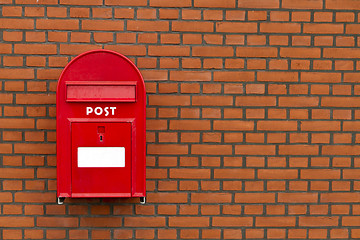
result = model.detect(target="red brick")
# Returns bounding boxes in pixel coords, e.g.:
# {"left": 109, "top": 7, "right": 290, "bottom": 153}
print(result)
{"left": 343, "top": 216, "right": 360, "bottom": 226}
{"left": 170, "top": 169, "right": 210, "bottom": 179}
{"left": 322, "top": 97, "right": 360, "bottom": 107}
{"left": 321, "top": 193, "right": 360, "bottom": 203}
{"left": 193, "top": 96, "right": 233, "bottom": 106}
{"left": 280, "top": 97, "right": 319, "bottom": 107}
{"left": 15, "top": 44, "right": 56, "bottom": 55}
{"left": 15, "top": 193, "right": 55, "bottom": 203}
{"left": 148, "top": 46, "right": 189, "bottom": 57}
{"left": 36, "top": 19, "right": 78, "bottom": 30}
{"left": 0, "top": 217, "right": 34, "bottom": 227}
{"left": 214, "top": 72, "right": 254, "bottom": 82}
{"left": 323, "top": 145, "right": 360, "bottom": 155}
{"left": 147, "top": 144, "right": 188, "bottom": 155}
{"left": 193, "top": 46, "right": 234, "bottom": 57}
{"left": 261, "top": 23, "right": 301, "bottom": 33}
{"left": 70, "top": 7, "right": 90, "bottom": 18}
{"left": 300, "top": 217, "right": 338, "bottom": 226}
{"left": 14, "top": 143, "right": 56, "bottom": 154}
{"left": 282, "top": 0, "right": 322, "bottom": 9}
{"left": 314, "top": 12, "right": 333, "bottom": 22}
{"left": 301, "top": 121, "right": 340, "bottom": 131}
{"left": 113, "top": 229, "right": 133, "bottom": 239}
{"left": 191, "top": 193, "right": 231, "bottom": 203}
{"left": 278, "top": 193, "right": 318, "bottom": 203}
{"left": 336, "top": 12, "right": 354, "bottom": 22}
{"left": 301, "top": 169, "right": 340, "bottom": 179}
{"left": 213, "top": 217, "right": 252, "bottom": 227}
{"left": 324, "top": 48, "right": 360, "bottom": 58}
{"left": 191, "top": 144, "right": 232, "bottom": 155}
{"left": 47, "top": 7, "right": 66, "bottom": 17}
{"left": 0, "top": 119, "right": 34, "bottom": 129}
{"left": 0, "top": 69, "right": 34, "bottom": 80}
{"left": 280, "top": 47, "right": 321, "bottom": 58}
{"left": 326, "top": 0, "right": 360, "bottom": 10}
{"left": 236, "top": 145, "right": 276, "bottom": 155}
{"left": 214, "top": 120, "right": 253, "bottom": 131}
{"left": 0, "top": 19, "right": 34, "bottom": 29}
{"left": 127, "top": 20, "right": 168, "bottom": 32}
{"left": 236, "top": 96, "right": 276, "bottom": 106}
{"left": 238, "top": 0, "right": 279, "bottom": 8}
{"left": 237, "top": 47, "right": 277, "bottom": 57}
{"left": 235, "top": 194, "right": 274, "bottom": 204}
{"left": 258, "top": 121, "right": 297, "bottom": 131}
{"left": 3, "top": 6, "right": 22, "bottom": 16}
{"left": 169, "top": 217, "right": 209, "bottom": 227}
{"left": 258, "top": 169, "right": 298, "bottom": 179}
{"left": 257, "top": 72, "right": 298, "bottom": 82}
{"left": 256, "top": 217, "right": 296, "bottom": 227}
{"left": 270, "top": 11, "right": 289, "bottom": 21}
{"left": 149, "top": 95, "right": 190, "bottom": 106}
{"left": 214, "top": 169, "right": 254, "bottom": 179}
{"left": 69, "top": 229, "right": 88, "bottom": 239}
{"left": 148, "top": 193, "right": 188, "bottom": 204}
{"left": 149, "top": 0, "right": 191, "bottom": 7}
{"left": 172, "top": 21, "right": 213, "bottom": 32}
{"left": 60, "top": 0, "right": 101, "bottom": 4}
{"left": 346, "top": 24, "right": 360, "bottom": 34}
{"left": 0, "top": 168, "right": 33, "bottom": 179}
{"left": 216, "top": 22, "right": 257, "bottom": 33}
{"left": 249, "top": 12, "right": 269, "bottom": 21}
{"left": 170, "top": 120, "right": 210, "bottom": 130}
{"left": 304, "top": 23, "right": 344, "bottom": 34}
{"left": 37, "top": 217, "right": 78, "bottom": 227}
{"left": 279, "top": 145, "right": 318, "bottom": 155}
{"left": 195, "top": 0, "right": 235, "bottom": 7}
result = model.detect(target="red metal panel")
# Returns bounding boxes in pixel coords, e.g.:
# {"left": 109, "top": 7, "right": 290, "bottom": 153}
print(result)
{"left": 71, "top": 121, "right": 132, "bottom": 196}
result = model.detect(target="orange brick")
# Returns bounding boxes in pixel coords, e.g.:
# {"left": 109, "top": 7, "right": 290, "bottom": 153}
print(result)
{"left": 283, "top": 0, "right": 322, "bottom": 9}
{"left": 238, "top": 0, "right": 279, "bottom": 8}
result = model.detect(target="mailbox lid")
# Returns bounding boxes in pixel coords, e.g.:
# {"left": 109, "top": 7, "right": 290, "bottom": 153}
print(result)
{"left": 71, "top": 121, "right": 132, "bottom": 197}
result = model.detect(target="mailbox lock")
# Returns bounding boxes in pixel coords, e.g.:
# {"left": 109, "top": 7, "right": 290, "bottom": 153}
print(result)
{"left": 98, "top": 126, "right": 105, "bottom": 142}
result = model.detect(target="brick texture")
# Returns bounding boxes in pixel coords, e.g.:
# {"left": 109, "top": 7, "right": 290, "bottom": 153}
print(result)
{"left": 1, "top": 0, "right": 360, "bottom": 239}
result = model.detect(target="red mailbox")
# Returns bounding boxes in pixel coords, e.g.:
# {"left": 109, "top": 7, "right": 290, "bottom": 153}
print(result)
{"left": 56, "top": 50, "right": 146, "bottom": 204}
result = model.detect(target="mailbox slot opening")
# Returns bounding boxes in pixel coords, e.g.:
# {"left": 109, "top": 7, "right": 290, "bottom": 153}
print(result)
{"left": 66, "top": 81, "right": 137, "bottom": 102}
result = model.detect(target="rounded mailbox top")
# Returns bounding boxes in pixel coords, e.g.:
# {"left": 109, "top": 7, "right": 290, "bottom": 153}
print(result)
{"left": 57, "top": 49, "right": 144, "bottom": 90}
{"left": 57, "top": 49, "right": 145, "bottom": 104}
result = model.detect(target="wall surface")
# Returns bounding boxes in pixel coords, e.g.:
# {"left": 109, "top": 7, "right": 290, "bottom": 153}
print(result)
{"left": 1, "top": 0, "right": 360, "bottom": 239}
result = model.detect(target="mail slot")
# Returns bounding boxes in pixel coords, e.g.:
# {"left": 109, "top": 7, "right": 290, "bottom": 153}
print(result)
{"left": 66, "top": 81, "right": 136, "bottom": 102}
{"left": 56, "top": 50, "right": 146, "bottom": 204}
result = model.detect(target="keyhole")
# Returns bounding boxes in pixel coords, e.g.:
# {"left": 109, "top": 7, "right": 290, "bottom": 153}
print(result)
{"left": 98, "top": 126, "right": 105, "bottom": 142}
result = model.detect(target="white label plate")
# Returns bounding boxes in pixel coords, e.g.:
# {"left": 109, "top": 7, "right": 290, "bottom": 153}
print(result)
{"left": 78, "top": 147, "right": 125, "bottom": 167}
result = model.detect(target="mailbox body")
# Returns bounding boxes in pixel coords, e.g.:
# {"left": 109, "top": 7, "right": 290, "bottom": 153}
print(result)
{"left": 57, "top": 50, "right": 146, "bottom": 199}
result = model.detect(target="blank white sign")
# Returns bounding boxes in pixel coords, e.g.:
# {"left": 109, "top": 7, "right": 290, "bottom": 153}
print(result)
{"left": 78, "top": 147, "right": 125, "bottom": 167}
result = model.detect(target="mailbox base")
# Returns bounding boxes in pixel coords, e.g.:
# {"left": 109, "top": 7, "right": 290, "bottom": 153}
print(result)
{"left": 57, "top": 197, "right": 65, "bottom": 205}
{"left": 56, "top": 197, "right": 146, "bottom": 205}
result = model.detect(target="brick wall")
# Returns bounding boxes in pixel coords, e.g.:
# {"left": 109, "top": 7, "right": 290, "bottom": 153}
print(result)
{"left": 1, "top": 0, "right": 360, "bottom": 239}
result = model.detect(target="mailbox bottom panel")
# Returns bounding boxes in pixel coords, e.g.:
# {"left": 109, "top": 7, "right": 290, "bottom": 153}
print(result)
{"left": 71, "top": 122, "right": 132, "bottom": 196}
